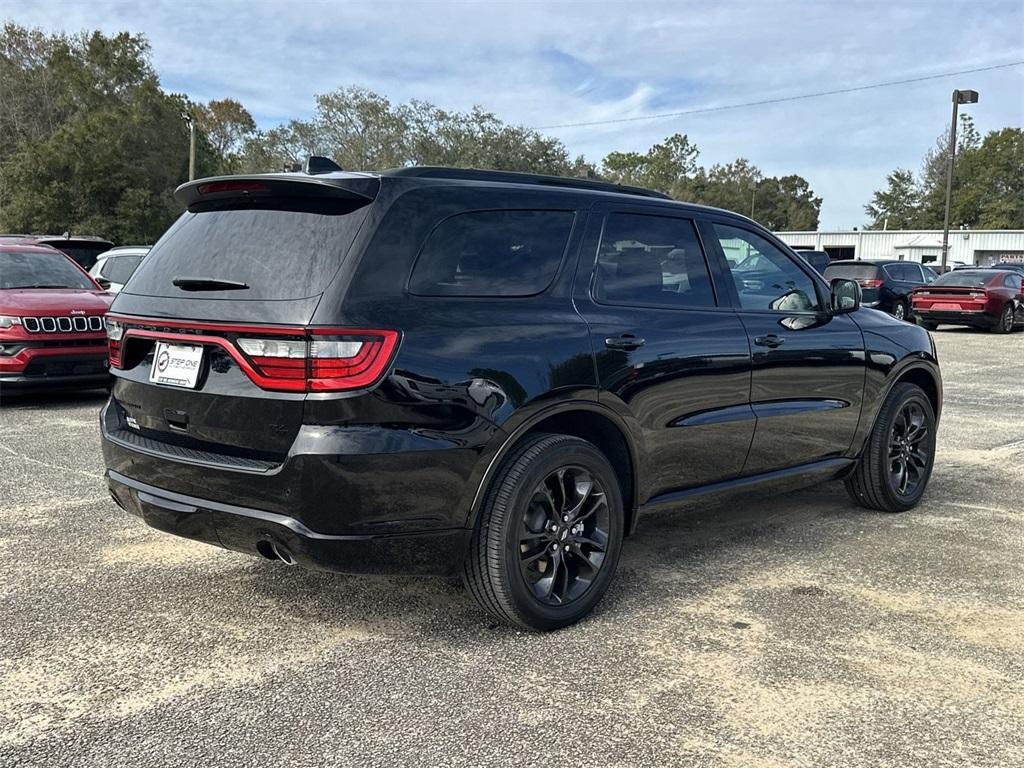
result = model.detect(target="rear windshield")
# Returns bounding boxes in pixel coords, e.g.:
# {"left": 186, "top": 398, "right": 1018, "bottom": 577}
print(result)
{"left": 824, "top": 263, "right": 880, "bottom": 280}
{"left": 0, "top": 251, "right": 95, "bottom": 290}
{"left": 43, "top": 244, "right": 110, "bottom": 270}
{"left": 932, "top": 271, "right": 995, "bottom": 287}
{"left": 126, "top": 203, "right": 369, "bottom": 300}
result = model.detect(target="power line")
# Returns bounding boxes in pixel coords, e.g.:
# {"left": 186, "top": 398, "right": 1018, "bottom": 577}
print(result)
{"left": 532, "top": 60, "right": 1024, "bottom": 130}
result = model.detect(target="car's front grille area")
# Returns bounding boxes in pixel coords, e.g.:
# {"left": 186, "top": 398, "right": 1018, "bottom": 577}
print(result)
{"left": 22, "top": 315, "right": 104, "bottom": 333}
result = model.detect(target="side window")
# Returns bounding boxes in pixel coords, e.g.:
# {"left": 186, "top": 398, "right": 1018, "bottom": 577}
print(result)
{"left": 713, "top": 223, "right": 822, "bottom": 312}
{"left": 1006, "top": 274, "right": 1022, "bottom": 290}
{"left": 409, "top": 210, "right": 575, "bottom": 297}
{"left": 103, "top": 255, "right": 144, "bottom": 284}
{"left": 593, "top": 214, "right": 716, "bottom": 308}
{"left": 923, "top": 266, "right": 938, "bottom": 283}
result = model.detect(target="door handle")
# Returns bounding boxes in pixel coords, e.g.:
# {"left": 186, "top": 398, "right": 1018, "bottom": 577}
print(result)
{"left": 604, "top": 334, "right": 646, "bottom": 351}
{"left": 754, "top": 334, "right": 785, "bottom": 348}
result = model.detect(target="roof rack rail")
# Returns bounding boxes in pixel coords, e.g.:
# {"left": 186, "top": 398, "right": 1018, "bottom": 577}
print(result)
{"left": 384, "top": 166, "right": 672, "bottom": 200}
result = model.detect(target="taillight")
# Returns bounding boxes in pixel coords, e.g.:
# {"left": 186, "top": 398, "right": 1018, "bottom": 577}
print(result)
{"left": 105, "top": 317, "right": 124, "bottom": 368}
{"left": 196, "top": 180, "right": 268, "bottom": 195}
{"left": 235, "top": 329, "right": 399, "bottom": 392}
{"left": 858, "top": 279, "right": 883, "bottom": 288}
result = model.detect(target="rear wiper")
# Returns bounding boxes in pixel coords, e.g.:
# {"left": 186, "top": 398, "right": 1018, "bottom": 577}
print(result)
{"left": 172, "top": 277, "right": 250, "bottom": 291}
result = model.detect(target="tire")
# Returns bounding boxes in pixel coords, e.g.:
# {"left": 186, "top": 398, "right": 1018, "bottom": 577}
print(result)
{"left": 892, "top": 300, "right": 909, "bottom": 322}
{"left": 463, "top": 433, "right": 624, "bottom": 631}
{"left": 845, "top": 383, "right": 936, "bottom": 512}
{"left": 991, "top": 303, "right": 1014, "bottom": 334}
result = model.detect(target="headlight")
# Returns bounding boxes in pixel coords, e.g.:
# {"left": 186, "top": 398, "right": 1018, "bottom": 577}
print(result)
{"left": 104, "top": 317, "right": 124, "bottom": 341}
{"left": 0, "top": 315, "right": 22, "bottom": 329}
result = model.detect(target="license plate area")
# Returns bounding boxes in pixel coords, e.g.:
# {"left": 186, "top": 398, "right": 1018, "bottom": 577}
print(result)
{"left": 932, "top": 302, "right": 963, "bottom": 311}
{"left": 149, "top": 341, "right": 204, "bottom": 389}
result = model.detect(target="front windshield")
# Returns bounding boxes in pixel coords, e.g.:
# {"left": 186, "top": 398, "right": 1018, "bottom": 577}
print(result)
{"left": 0, "top": 251, "right": 96, "bottom": 290}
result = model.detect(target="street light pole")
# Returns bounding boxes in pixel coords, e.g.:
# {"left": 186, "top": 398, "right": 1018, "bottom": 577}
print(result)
{"left": 940, "top": 89, "right": 978, "bottom": 272}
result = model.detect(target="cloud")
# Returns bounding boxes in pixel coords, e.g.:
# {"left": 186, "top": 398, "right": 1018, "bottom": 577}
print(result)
{"left": 8, "top": 0, "right": 1024, "bottom": 227}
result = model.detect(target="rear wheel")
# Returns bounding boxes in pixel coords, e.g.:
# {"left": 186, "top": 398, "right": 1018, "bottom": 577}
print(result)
{"left": 463, "top": 433, "right": 624, "bottom": 631}
{"left": 892, "top": 300, "right": 909, "bottom": 322}
{"left": 919, "top": 320, "right": 938, "bottom": 331}
{"left": 845, "top": 383, "right": 936, "bottom": 512}
{"left": 991, "top": 304, "right": 1014, "bottom": 334}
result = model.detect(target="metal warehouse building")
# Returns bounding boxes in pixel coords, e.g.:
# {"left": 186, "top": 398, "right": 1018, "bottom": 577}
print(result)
{"left": 776, "top": 229, "right": 1024, "bottom": 266}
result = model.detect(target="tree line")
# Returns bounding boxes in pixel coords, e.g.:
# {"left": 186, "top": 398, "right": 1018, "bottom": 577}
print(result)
{"left": 0, "top": 25, "right": 824, "bottom": 243}
{"left": 1, "top": 25, "right": 1019, "bottom": 245}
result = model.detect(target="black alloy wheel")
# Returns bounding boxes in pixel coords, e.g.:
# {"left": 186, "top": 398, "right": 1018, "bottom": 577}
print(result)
{"left": 464, "top": 433, "right": 624, "bottom": 631}
{"left": 845, "top": 382, "right": 936, "bottom": 512}
{"left": 888, "top": 401, "right": 930, "bottom": 498}
{"left": 518, "top": 466, "right": 610, "bottom": 606}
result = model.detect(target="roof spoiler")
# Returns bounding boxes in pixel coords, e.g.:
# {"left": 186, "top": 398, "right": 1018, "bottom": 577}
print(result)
{"left": 174, "top": 173, "right": 378, "bottom": 211}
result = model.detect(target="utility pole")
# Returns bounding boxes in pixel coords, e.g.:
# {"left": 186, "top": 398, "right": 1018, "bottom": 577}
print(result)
{"left": 940, "top": 89, "right": 978, "bottom": 272}
{"left": 182, "top": 111, "right": 196, "bottom": 181}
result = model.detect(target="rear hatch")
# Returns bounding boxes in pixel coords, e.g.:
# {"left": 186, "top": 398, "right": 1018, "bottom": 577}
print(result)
{"left": 824, "top": 263, "right": 883, "bottom": 304}
{"left": 106, "top": 174, "right": 382, "bottom": 463}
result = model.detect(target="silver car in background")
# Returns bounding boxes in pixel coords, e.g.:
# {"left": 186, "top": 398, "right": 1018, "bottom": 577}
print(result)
{"left": 88, "top": 246, "right": 150, "bottom": 293}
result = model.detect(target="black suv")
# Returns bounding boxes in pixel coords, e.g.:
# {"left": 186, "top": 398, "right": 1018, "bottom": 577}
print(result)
{"left": 824, "top": 259, "right": 937, "bottom": 321}
{"left": 100, "top": 167, "right": 942, "bottom": 630}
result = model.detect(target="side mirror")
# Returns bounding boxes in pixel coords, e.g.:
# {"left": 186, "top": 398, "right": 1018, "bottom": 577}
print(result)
{"left": 830, "top": 278, "right": 861, "bottom": 313}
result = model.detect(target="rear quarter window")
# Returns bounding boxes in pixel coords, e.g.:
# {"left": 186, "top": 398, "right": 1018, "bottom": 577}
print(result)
{"left": 409, "top": 210, "right": 575, "bottom": 297}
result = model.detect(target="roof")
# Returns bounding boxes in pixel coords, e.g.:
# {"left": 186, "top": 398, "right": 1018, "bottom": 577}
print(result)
{"left": 381, "top": 166, "right": 673, "bottom": 200}
{"left": 0, "top": 240, "right": 66, "bottom": 254}
{"left": 827, "top": 259, "right": 903, "bottom": 265}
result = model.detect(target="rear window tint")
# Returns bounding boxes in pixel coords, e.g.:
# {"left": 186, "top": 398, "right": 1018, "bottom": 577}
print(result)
{"left": 126, "top": 202, "right": 369, "bottom": 301}
{"left": 932, "top": 271, "right": 995, "bottom": 287}
{"left": 409, "top": 210, "right": 574, "bottom": 297}
{"left": 824, "top": 263, "right": 880, "bottom": 280}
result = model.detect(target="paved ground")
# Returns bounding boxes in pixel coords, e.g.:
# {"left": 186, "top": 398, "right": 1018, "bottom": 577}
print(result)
{"left": 0, "top": 328, "right": 1021, "bottom": 768}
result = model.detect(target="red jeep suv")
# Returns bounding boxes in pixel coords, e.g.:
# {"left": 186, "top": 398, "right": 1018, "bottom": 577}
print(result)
{"left": 0, "top": 241, "right": 112, "bottom": 391}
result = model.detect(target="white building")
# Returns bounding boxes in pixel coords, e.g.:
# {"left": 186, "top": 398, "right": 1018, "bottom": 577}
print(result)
{"left": 775, "top": 229, "right": 1024, "bottom": 266}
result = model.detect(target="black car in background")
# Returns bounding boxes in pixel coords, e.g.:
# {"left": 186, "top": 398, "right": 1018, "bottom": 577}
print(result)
{"left": 100, "top": 165, "right": 942, "bottom": 630}
{"left": 823, "top": 259, "right": 937, "bottom": 321}
{"left": 991, "top": 262, "right": 1024, "bottom": 277}
{"left": 0, "top": 235, "right": 114, "bottom": 271}
{"left": 794, "top": 249, "right": 832, "bottom": 275}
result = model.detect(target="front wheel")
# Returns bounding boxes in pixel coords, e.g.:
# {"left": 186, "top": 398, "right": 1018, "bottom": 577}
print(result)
{"left": 845, "top": 383, "right": 936, "bottom": 512}
{"left": 463, "top": 433, "right": 624, "bottom": 631}
{"left": 991, "top": 304, "right": 1014, "bottom": 334}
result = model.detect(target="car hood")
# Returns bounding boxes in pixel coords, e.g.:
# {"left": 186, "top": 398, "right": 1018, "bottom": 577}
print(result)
{"left": 0, "top": 288, "right": 112, "bottom": 314}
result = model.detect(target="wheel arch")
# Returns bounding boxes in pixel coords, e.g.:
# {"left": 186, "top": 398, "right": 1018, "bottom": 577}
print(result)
{"left": 465, "top": 402, "right": 642, "bottom": 536}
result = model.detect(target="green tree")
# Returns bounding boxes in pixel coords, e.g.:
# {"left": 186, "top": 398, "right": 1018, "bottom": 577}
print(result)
{"left": 601, "top": 133, "right": 700, "bottom": 197}
{"left": 0, "top": 25, "right": 221, "bottom": 242}
{"left": 864, "top": 169, "right": 920, "bottom": 230}
{"left": 866, "top": 116, "right": 1022, "bottom": 230}
{"left": 193, "top": 98, "right": 256, "bottom": 173}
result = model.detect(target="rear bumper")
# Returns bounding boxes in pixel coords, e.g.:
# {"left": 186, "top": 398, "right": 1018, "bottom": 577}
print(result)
{"left": 913, "top": 309, "right": 994, "bottom": 327}
{"left": 107, "top": 470, "right": 471, "bottom": 576}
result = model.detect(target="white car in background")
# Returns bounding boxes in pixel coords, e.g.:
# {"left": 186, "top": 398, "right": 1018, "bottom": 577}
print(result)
{"left": 89, "top": 246, "right": 150, "bottom": 292}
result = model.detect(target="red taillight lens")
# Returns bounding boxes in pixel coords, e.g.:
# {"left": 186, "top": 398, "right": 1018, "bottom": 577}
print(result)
{"left": 196, "top": 180, "right": 269, "bottom": 195}
{"left": 235, "top": 329, "right": 399, "bottom": 392}
{"left": 105, "top": 317, "right": 124, "bottom": 368}
{"left": 858, "top": 279, "right": 883, "bottom": 288}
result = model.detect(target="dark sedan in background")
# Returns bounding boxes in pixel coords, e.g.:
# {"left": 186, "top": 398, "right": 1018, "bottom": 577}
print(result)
{"left": 824, "top": 259, "right": 937, "bottom": 321}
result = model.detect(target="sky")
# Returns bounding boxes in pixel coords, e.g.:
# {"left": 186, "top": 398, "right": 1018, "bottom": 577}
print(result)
{"left": 8, "top": 0, "right": 1024, "bottom": 229}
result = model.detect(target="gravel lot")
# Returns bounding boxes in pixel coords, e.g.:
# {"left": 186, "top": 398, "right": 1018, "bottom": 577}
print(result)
{"left": 1, "top": 328, "right": 1021, "bottom": 768}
